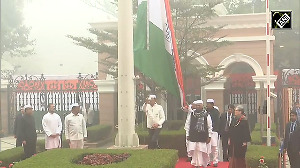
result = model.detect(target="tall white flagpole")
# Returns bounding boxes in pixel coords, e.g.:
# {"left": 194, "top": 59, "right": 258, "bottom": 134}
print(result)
{"left": 115, "top": 0, "right": 139, "bottom": 147}
{"left": 266, "top": 0, "right": 271, "bottom": 147}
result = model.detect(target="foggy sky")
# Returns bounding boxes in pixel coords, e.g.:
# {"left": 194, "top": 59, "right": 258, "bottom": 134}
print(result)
{"left": 3, "top": 0, "right": 116, "bottom": 76}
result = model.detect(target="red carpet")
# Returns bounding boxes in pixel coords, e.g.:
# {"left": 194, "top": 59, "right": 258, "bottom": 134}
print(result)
{"left": 176, "top": 158, "right": 229, "bottom": 168}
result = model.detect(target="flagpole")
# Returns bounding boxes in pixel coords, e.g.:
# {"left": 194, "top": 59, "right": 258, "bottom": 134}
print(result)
{"left": 115, "top": 0, "right": 139, "bottom": 147}
{"left": 265, "top": 0, "right": 271, "bottom": 147}
{"left": 146, "top": 0, "right": 149, "bottom": 50}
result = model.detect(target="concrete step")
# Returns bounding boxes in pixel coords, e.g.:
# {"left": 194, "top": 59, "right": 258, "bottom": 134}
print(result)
{"left": 84, "top": 137, "right": 113, "bottom": 149}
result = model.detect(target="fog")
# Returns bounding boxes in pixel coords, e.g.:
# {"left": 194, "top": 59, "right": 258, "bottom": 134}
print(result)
{"left": 3, "top": 0, "right": 116, "bottom": 76}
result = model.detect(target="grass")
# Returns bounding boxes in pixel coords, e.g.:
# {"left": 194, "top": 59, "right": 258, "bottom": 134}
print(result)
{"left": 13, "top": 149, "right": 178, "bottom": 168}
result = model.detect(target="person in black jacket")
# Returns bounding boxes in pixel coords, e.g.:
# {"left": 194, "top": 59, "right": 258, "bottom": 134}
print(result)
{"left": 206, "top": 99, "right": 220, "bottom": 167}
{"left": 228, "top": 105, "right": 251, "bottom": 168}
{"left": 283, "top": 110, "right": 300, "bottom": 168}
{"left": 14, "top": 105, "right": 25, "bottom": 147}
{"left": 19, "top": 105, "right": 37, "bottom": 159}
{"left": 219, "top": 104, "right": 235, "bottom": 162}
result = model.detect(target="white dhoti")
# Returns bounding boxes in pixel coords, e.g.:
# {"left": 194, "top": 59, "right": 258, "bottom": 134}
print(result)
{"left": 186, "top": 139, "right": 192, "bottom": 157}
{"left": 69, "top": 139, "right": 84, "bottom": 149}
{"left": 209, "top": 131, "right": 219, "bottom": 164}
{"left": 189, "top": 141, "right": 211, "bottom": 167}
{"left": 45, "top": 135, "right": 61, "bottom": 150}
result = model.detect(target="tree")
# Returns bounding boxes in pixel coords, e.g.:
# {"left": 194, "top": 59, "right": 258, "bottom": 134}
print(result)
{"left": 68, "top": 0, "right": 229, "bottom": 87}
{"left": 1, "top": 0, "right": 35, "bottom": 57}
{"left": 171, "top": 0, "right": 229, "bottom": 86}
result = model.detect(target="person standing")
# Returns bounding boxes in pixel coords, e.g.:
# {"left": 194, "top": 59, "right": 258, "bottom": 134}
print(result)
{"left": 42, "top": 103, "right": 62, "bottom": 150}
{"left": 219, "top": 104, "right": 235, "bottom": 162}
{"left": 292, "top": 102, "right": 300, "bottom": 121}
{"left": 183, "top": 101, "right": 197, "bottom": 162}
{"left": 206, "top": 99, "right": 220, "bottom": 167}
{"left": 86, "top": 103, "right": 94, "bottom": 127}
{"left": 65, "top": 103, "right": 87, "bottom": 149}
{"left": 82, "top": 103, "right": 94, "bottom": 127}
{"left": 146, "top": 95, "right": 165, "bottom": 149}
{"left": 228, "top": 105, "right": 251, "bottom": 168}
{"left": 14, "top": 105, "right": 25, "bottom": 147}
{"left": 283, "top": 110, "right": 300, "bottom": 168}
{"left": 19, "top": 105, "right": 37, "bottom": 159}
{"left": 185, "top": 100, "right": 212, "bottom": 168}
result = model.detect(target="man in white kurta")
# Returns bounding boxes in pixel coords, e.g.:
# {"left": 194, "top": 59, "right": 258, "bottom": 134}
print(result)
{"left": 42, "top": 103, "right": 62, "bottom": 150}
{"left": 183, "top": 101, "right": 197, "bottom": 162}
{"left": 185, "top": 100, "right": 212, "bottom": 168}
{"left": 65, "top": 103, "right": 87, "bottom": 149}
{"left": 145, "top": 95, "right": 165, "bottom": 149}
{"left": 206, "top": 99, "right": 220, "bottom": 167}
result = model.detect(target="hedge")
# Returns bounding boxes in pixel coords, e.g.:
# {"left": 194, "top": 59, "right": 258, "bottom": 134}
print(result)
{"left": 250, "top": 130, "right": 279, "bottom": 145}
{"left": 253, "top": 123, "right": 276, "bottom": 132}
{"left": 35, "top": 124, "right": 112, "bottom": 151}
{"left": 246, "top": 145, "right": 279, "bottom": 168}
{"left": 0, "top": 147, "right": 24, "bottom": 167}
{"left": 137, "top": 120, "right": 186, "bottom": 157}
{"left": 87, "top": 125, "right": 112, "bottom": 142}
{"left": 13, "top": 149, "right": 178, "bottom": 168}
{"left": 162, "top": 120, "right": 185, "bottom": 130}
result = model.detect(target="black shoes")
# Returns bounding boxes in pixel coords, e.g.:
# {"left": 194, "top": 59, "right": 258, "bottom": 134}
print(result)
{"left": 186, "top": 157, "right": 192, "bottom": 162}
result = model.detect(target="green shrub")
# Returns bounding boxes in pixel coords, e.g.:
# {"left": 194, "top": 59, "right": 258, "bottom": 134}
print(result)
{"left": 162, "top": 120, "right": 185, "bottom": 130}
{"left": 246, "top": 145, "right": 279, "bottom": 168}
{"left": 251, "top": 130, "right": 279, "bottom": 146}
{"left": 253, "top": 123, "right": 276, "bottom": 132}
{"left": 87, "top": 125, "right": 112, "bottom": 142}
{"left": 0, "top": 147, "right": 24, "bottom": 167}
{"left": 251, "top": 131, "right": 262, "bottom": 145}
{"left": 13, "top": 149, "right": 178, "bottom": 168}
{"left": 138, "top": 128, "right": 186, "bottom": 157}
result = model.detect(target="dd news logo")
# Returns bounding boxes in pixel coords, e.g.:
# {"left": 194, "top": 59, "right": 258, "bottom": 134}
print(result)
{"left": 271, "top": 11, "right": 292, "bottom": 29}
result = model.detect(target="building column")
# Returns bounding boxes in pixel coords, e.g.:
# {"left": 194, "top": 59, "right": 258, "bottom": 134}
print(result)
{"left": 94, "top": 80, "right": 118, "bottom": 127}
{"left": 1, "top": 80, "right": 9, "bottom": 135}
{"left": 205, "top": 78, "right": 226, "bottom": 113}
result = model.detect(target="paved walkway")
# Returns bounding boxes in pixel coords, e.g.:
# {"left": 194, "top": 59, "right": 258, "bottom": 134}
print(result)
{"left": 0, "top": 135, "right": 44, "bottom": 152}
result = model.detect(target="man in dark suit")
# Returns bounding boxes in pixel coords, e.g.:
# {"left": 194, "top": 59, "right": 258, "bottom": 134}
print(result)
{"left": 219, "top": 104, "right": 235, "bottom": 162}
{"left": 14, "top": 105, "right": 25, "bottom": 147}
{"left": 284, "top": 110, "right": 300, "bottom": 168}
{"left": 19, "top": 105, "right": 37, "bottom": 159}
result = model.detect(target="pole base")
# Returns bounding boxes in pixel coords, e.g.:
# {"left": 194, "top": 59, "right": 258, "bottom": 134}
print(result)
{"left": 114, "top": 132, "right": 139, "bottom": 148}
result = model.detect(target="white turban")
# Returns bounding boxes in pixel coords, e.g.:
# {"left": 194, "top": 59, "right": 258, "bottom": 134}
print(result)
{"left": 207, "top": 99, "right": 214, "bottom": 103}
{"left": 193, "top": 100, "right": 203, "bottom": 104}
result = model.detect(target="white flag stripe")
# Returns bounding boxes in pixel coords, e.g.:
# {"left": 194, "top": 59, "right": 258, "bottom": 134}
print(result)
{"left": 149, "top": 0, "right": 163, "bottom": 30}
{"left": 161, "top": 0, "right": 173, "bottom": 55}
{"left": 149, "top": 0, "right": 173, "bottom": 55}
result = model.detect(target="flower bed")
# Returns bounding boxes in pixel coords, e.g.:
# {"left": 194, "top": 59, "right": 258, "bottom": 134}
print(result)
{"left": 78, "top": 153, "right": 130, "bottom": 166}
{"left": 12, "top": 149, "right": 178, "bottom": 168}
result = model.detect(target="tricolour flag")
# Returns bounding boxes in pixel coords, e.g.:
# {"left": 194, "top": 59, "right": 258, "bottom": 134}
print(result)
{"left": 134, "top": 0, "right": 186, "bottom": 107}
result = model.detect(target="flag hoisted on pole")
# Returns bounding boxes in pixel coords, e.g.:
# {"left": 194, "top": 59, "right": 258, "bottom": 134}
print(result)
{"left": 134, "top": 0, "right": 186, "bottom": 107}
